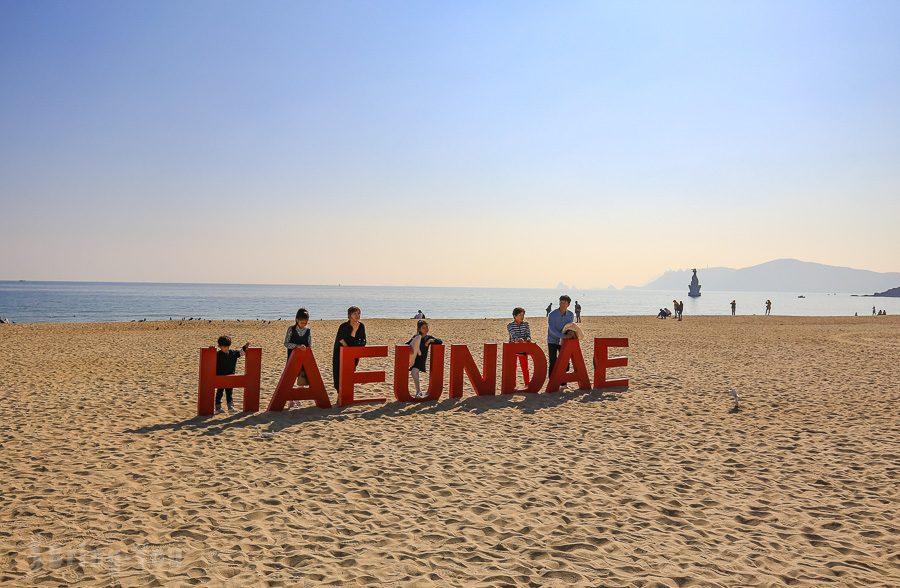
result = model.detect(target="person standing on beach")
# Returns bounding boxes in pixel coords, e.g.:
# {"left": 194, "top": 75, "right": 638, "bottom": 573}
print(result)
{"left": 765, "top": 299, "right": 772, "bottom": 316}
{"left": 731, "top": 300, "right": 736, "bottom": 316}
{"left": 546, "top": 303, "right": 552, "bottom": 317}
{"left": 284, "top": 308, "right": 312, "bottom": 409}
{"left": 574, "top": 301, "right": 582, "bottom": 323}
{"left": 333, "top": 306, "right": 367, "bottom": 405}
{"left": 215, "top": 335, "right": 250, "bottom": 414}
{"left": 407, "top": 320, "right": 442, "bottom": 398}
{"left": 547, "top": 295, "right": 575, "bottom": 377}
{"left": 507, "top": 307, "right": 533, "bottom": 386}
{"left": 873, "top": 306, "right": 876, "bottom": 316}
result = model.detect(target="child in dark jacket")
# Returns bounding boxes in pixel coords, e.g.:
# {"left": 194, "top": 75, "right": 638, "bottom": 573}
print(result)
{"left": 283, "top": 308, "right": 312, "bottom": 409}
{"left": 215, "top": 335, "right": 249, "bottom": 413}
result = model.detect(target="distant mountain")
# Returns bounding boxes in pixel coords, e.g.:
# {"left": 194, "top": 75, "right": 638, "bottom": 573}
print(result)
{"left": 871, "top": 286, "right": 900, "bottom": 297}
{"left": 643, "top": 259, "right": 900, "bottom": 294}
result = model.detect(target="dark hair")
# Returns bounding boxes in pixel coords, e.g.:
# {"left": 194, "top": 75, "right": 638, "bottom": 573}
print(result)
{"left": 217, "top": 335, "right": 232, "bottom": 347}
{"left": 417, "top": 319, "right": 428, "bottom": 333}
{"left": 559, "top": 295, "right": 571, "bottom": 303}
{"left": 295, "top": 308, "right": 309, "bottom": 322}
{"left": 512, "top": 307, "right": 525, "bottom": 318}
{"left": 347, "top": 306, "right": 361, "bottom": 318}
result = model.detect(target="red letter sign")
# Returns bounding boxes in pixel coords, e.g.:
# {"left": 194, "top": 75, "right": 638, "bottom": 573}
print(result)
{"left": 267, "top": 348, "right": 331, "bottom": 411}
{"left": 593, "top": 338, "right": 629, "bottom": 388}
{"left": 393, "top": 344, "right": 445, "bottom": 402}
{"left": 546, "top": 340, "right": 591, "bottom": 393}
{"left": 500, "top": 342, "right": 547, "bottom": 394}
{"left": 339, "top": 345, "right": 388, "bottom": 406}
{"left": 449, "top": 344, "right": 497, "bottom": 398}
{"left": 197, "top": 346, "right": 262, "bottom": 416}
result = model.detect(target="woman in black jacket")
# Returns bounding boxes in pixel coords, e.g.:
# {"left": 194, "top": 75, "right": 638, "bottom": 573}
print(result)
{"left": 333, "top": 306, "right": 367, "bottom": 404}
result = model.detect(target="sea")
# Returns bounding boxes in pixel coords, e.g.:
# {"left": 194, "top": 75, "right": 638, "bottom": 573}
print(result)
{"left": 1, "top": 281, "right": 897, "bottom": 324}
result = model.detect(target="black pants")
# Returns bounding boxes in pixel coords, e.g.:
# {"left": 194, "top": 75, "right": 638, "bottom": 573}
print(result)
{"left": 549, "top": 342, "right": 572, "bottom": 375}
{"left": 215, "top": 388, "right": 234, "bottom": 407}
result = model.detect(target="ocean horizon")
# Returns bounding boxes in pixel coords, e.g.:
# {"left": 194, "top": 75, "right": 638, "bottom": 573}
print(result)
{"left": 2, "top": 280, "right": 897, "bottom": 324}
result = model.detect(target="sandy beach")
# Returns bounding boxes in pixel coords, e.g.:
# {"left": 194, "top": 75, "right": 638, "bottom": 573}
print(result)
{"left": 1, "top": 315, "right": 898, "bottom": 586}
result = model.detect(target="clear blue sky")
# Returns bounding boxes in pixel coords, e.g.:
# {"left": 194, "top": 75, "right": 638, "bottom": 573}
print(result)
{"left": 2, "top": 1, "right": 898, "bottom": 287}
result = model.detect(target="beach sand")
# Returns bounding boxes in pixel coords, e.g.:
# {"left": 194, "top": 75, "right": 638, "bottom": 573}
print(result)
{"left": 1, "top": 316, "right": 898, "bottom": 586}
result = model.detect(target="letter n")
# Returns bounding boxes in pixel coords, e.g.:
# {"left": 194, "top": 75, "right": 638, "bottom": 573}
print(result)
{"left": 449, "top": 344, "right": 497, "bottom": 398}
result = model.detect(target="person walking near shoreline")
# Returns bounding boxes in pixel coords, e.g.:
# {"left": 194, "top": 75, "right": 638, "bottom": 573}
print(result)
{"left": 731, "top": 300, "right": 736, "bottom": 316}
{"left": 673, "top": 299, "right": 684, "bottom": 320}
{"left": 574, "top": 301, "right": 582, "bottom": 323}
{"left": 547, "top": 295, "right": 574, "bottom": 377}
{"left": 765, "top": 299, "right": 772, "bottom": 316}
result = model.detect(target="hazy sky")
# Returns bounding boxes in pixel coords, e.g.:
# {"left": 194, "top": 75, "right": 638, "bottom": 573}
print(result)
{"left": 2, "top": 1, "right": 899, "bottom": 288}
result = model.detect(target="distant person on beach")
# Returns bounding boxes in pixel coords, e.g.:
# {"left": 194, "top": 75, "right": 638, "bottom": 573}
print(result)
{"left": 547, "top": 295, "right": 574, "bottom": 378}
{"left": 678, "top": 300, "right": 684, "bottom": 321}
{"left": 333, "top": 306, "right": 367, "bottom": 405}
{"left": 574, "top": 301, "right": 582, "bottom": 323}
{"left": 657, "top": 308, "right": 667, "bottom": 319}
{"left": 873, "top": 306, "right": 876, "bottom": 316}
{"left": 672, "top": 299, "right": 684, "bottom": 320}
{"left": 546, "top": 303, "right": 552, "bottom": 317}
{"left": 284, "top": 308, "right": 312, "bottom": 409}
{"left": 507, "top": 307, "right": 533, "bottom": 386}
{"left": 731, "top": 300, "right": 736, "bottom": 316}
{"left": 407, "top": 320, "right": 442, "bottom": 398}
{"left": 413, "top": 310, "right": 425, "bottom": 319}
{"left": 765, "top": 299, "right": 772, "bottom": 316}
{"left": 215, "top": 335, "right": 250, "bottom": 414}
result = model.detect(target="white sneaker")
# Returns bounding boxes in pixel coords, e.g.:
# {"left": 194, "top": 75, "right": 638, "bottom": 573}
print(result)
{"left": 215, "top": 407, "right": 224, "bottom": 414}
{"left": 227, "top": 404, "right": 236, "bottom": 413}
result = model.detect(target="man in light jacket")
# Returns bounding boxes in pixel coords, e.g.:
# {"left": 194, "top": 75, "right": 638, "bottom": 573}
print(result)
{"left": 547, "top": 295, "right": 575, "bottom": 376}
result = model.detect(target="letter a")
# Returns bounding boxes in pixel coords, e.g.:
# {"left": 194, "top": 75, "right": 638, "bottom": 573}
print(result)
{"left": 267, "top": 348, "right": 331, "bottom": 411}
{"left": 546, "top": 340, "right": 591, "bottom": 393}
